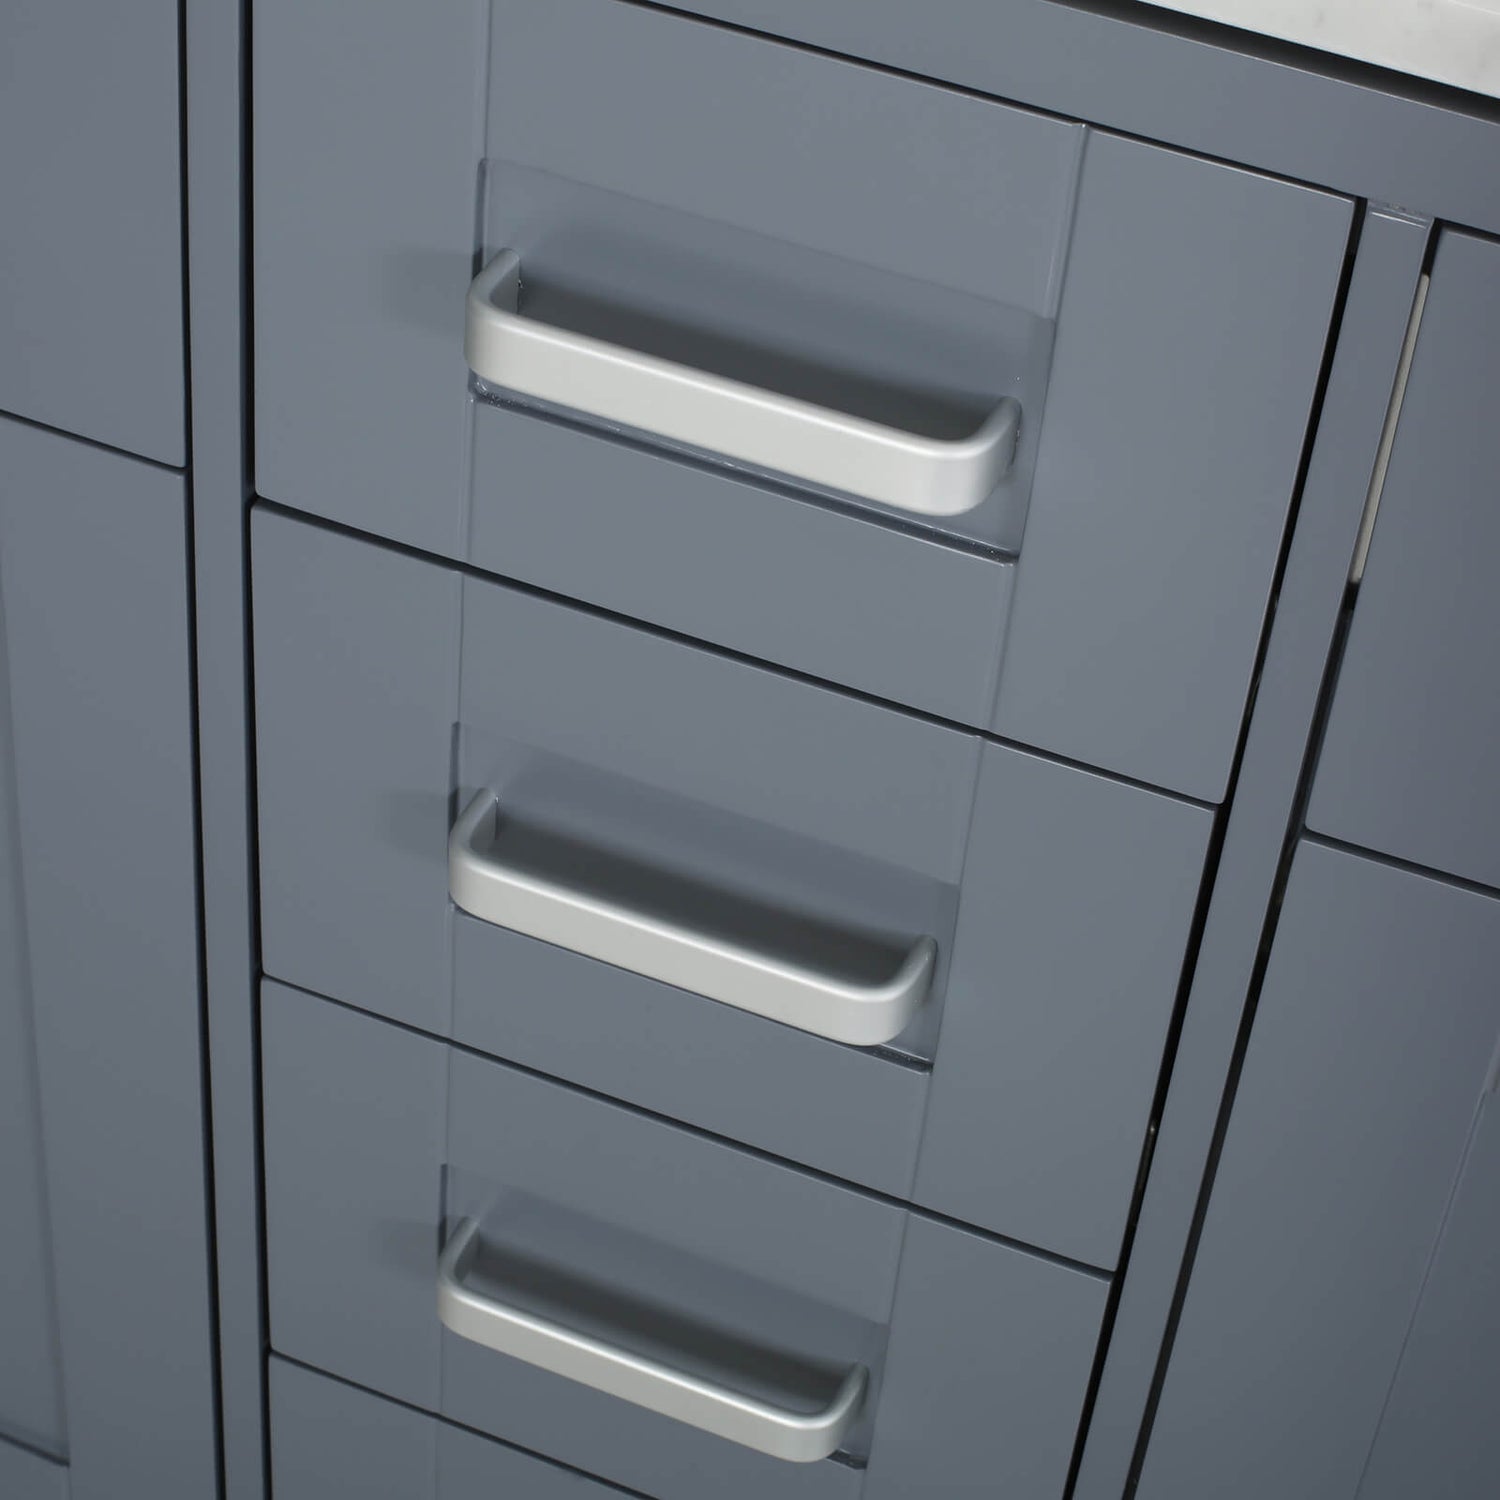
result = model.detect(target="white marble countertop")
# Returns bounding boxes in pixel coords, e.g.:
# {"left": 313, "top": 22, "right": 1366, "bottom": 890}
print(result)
{"left": 1141, "top": 0, "right": 1500, "bottom": 98}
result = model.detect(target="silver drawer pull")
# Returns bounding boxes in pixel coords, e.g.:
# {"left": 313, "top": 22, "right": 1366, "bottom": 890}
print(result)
{"left": 437, "top": 1217, "right": 868, "bottom": 1463}
{"left": 464, "top": 250, "right": 1020, "bottom": 517}
{"left": 448, "top": 789, "right": 935, "bottom": 1048}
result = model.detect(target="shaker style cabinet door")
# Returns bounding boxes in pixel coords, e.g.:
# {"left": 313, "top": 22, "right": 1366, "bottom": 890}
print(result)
{"left": 1308, "top": 228, "right": 1500, "bottom": 887}
{"left": 0, "top": 418, "right": 216, "bottom": 1499}
{"left": 1136, "top": 840, "right": 1500, "bottom": 1500}
{"left": 0, "top": 1, "right": 185, "bottom": 464}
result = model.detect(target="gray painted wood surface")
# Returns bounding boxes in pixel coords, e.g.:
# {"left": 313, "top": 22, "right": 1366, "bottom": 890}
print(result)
{"left": 1072, "top": 207, "right": 1433, "bottom": 1500}
{"left": 252, "top": 504, "right": 1208, "bottom": 1266}
{"left": 0, "top": 1440, "right": 68, "bottom": 1500}
{"left": 1139, "top": 840, "right": 1500, "bottom": 1500}
{"left": 913, "top": 742, "right": 1209, "bottom": 1269}
{"left": 0, "top": 1, "right": 184, "bottom": 463}
{"left": 0, "top": 417, "right": 217, "bottom": 1500}
{"left": 1310, "top": 227, "right": 1500, "bottom": 889}
{"left": 252, "top": 0, "right": 1350, "bottom": 805}
{"left": 661, "top": 0, "right": 1500, "bottom": 241}
{"left": 1356, "top": 1072, "right": 1500, "bottom": 1500}
{"left": 0, "top": 621, "right": 65, "bottom": 1457}
{"left": 271, "top": 1358, "right": 649, "bottom": 1499}
{"left": 155, "top": 2, "right": 1500, "bottom": 1493}
{"left": 993, "top": 129, "right": 1350, "bottom": 801}
{"left": 261, "top": 981, "right": 1106, "bottom": 1500}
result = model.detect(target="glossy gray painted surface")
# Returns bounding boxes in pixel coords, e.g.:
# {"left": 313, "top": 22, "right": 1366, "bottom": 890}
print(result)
{"left": 252, "top": 507, "right": 461, "bottom": 1029}
{"left": 0, "top": 625, "right": 64, "bottom": 1459}
{"left": 253, "top": 1, "right": 1350, "bottom": 795}
{"left": 475, "top": 0, "right": 1073, "bottom": 552}
{"left": 1309, "top": 229, "right": 1500, "bottom": 890}
{"left": 485, "top": 0, "right": 1078, "bottom": 321}
{"left": 184, "top": 0, "right": 267, "bottom": 1492}
{"left": 662, "top": 0, "right": 1500, "bottom": 241}
{"left": 262, "top": 981, "right": 1105, "bottom": 1500}
{"left": 1139, "top": 841, "right": 1500, "bottom": 1500}
{"left": 1073, "top": 208, "right": 1433, "bottom": 1500}
{"left": 452, "top": 914, "right": 930, "bottom": 1202}
{"left": 0, "top": 1, "right": 183, "bottom": 464}
{"left": 271, "top": 1362, "right": 438, "bottom": 1500}
{"left": 863, "top": 1215, "right": 1105, "bottom": 1500}
{"left": 0, "top": 419, "right": 216, "bottom": 1499}
{"left": 0, "top": 1440, "right": 67, "bottom": 1500}
{"left": 254, "top": 0, "right": 1073, "bottom": 547}
{"left": 915, "top": 744, "right": 1210, "bottom": 1270}
{"left": 994, "top": 130, "right": 1350, "bottom": 801}
{"left": 1358, "top": 1082, "right": 1500, "bottom": 1500}
{"left": 252, "top": 0, "right": 1041, "bottom": 723}
{"left": 270, "top": 1359, "right": 645, "bottom": 1499}
{"left": 254, "top": 506, "right": 1205, "bottom": 1260}
{"left": 468, "top": 404, "right": 1016, "bottom": 727}
{"left": 253, "top": 0, "right": 487, "bottom": 553}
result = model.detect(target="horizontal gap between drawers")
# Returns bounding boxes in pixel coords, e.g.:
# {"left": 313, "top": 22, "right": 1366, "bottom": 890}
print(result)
{"left": 1303, "top": 830, "right": 1500, "bottom": 904}
{"left": 0, "top": 404, "right": 188, "bottom": 477}
{"left": 264, "top": 975, "right": 1111, "bottom": 1282}
{"left": 252, "top": 497, "right": 1216, "bottom": 814}
{"left": 269, "top": 1354, "right": 658, "bottom": 1498}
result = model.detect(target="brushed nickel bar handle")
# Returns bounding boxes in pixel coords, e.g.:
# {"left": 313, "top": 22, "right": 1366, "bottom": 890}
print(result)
{"left": 437, "top": 1218, "right": 867, "bottom": 1463}
{"left": 465, "top": 250, "right": 1019, "bottom": 517}
{"left": 448, "top": 790, "right": 935, "bottom": 1048}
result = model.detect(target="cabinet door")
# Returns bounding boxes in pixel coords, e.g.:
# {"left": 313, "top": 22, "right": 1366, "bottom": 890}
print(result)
{"left": 1137, "top": 840, "right": 1500, "bottom": 1500}
{"left": 1356, "top": 1071, "right": 1500, "bottom": 1500}
{"left": 0, "top": 1, "right": 184, "bottom": 463}
{"left": 1308, "top": 228, "right": 1500, "bottom": 886}
{"left": 0, "top": 418, "right": 215, "bottom": 1498}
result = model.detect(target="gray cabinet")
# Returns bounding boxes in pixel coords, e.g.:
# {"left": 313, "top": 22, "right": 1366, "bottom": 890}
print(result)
{"left": 252, "top": 504, "right": 1211, "bottom": 1271}
{"left": 1137, "top": 840, "right": 1500, "bottom": 1500}
{"left": 0, "top": 1, "right": 185, "bottom": 464}
{"left": 2, "top": 3, "right": 1491, "bottom": 1499}
{"left": 253, "top": 0, "right": 1349, "bottom": 801}
{"left": 0, "top": 418, "right": 216, "bottom": 1498}
{"left": 1309, "top": 227, "right": 1500, "bottom": 887}
{"left": 262, "top": 980, "right": 1107, "bottom": 1500}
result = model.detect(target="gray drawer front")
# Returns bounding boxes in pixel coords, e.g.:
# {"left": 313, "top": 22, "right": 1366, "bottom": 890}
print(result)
{"left": 262, "top": 983, "right": 1107, "bottom": 1500}
{"left": 253, "top": 507, "right": 1210, "bottom": 1269}
{"left": 1139, "top": 841, "right": 1500, "bottom": 1500}
{"left": 271, "top": 1359, "right": 630, "bottom": 1500}
{"left": 991, "top": 130, "right": 1349, "bottom": 801}
{"left": 254, "top": 0, "right": 1348, "bottom": 797}
{"left": 0, "top": 1, "right": 184, "bottom": 464}
{"left": 256, "top": 0, "right": 1077, "bottom": 557}
{"left": 1309, "top": 228, "right": 1500, "bottom": 888}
